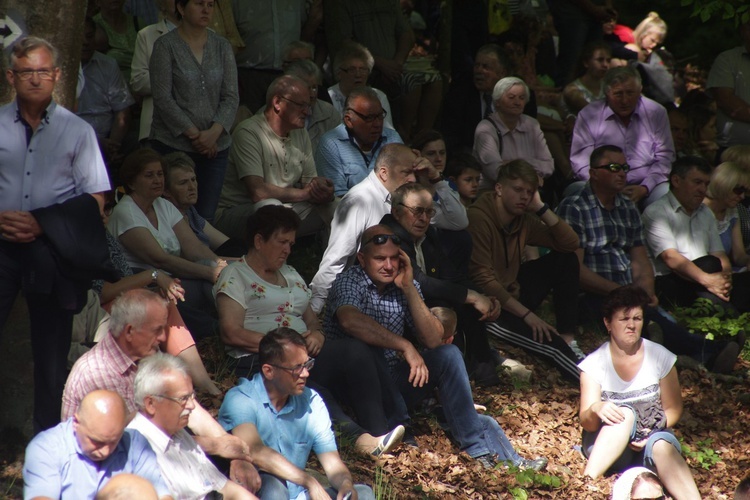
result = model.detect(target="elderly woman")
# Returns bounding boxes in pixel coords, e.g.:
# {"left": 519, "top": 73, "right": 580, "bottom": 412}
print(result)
{"left": 108, "top": 148, "right": 226, "bottom": 337}
{"left": 214, "top": 205, "right": 405, "bottom": 455}
{"left": 149, "top": 0, "right": 238, "bottom": 222}
{"left": 162, "top": 152, "right": 245, "bottom": 258}
{"left": 473, "top": 76, "right": 554, "bottom": 191}
{"left": 704, "top": 162, "right": 750, "bottom": 269}
{"left": 328, "top": 41, "right": 395, "bottom": 130}
{"left": 580, "top": 285, "right": 701, "bottom": 500}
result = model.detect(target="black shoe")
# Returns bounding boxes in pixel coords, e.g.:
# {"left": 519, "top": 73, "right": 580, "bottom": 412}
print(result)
{"left": 471, "top": 361, "right": 501, "bottom": 387}
{"left": 475, "top": 453, "right": 498, "bottom": 470}
{"left": 401, "top": 431, "right": 418, "bottom": 449}
{"left": 517, "top": 457, "right": 548, "bottom": 472}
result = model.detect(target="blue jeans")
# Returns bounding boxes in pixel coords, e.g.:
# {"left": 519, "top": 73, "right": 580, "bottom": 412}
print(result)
{"left": 258, "top": 473, "right": 375, "bottom": 500}
{"left": 582, "top": 425, "right": 681, "bottom": 473}
{"left": 394, "top": 344, "right": 518, "bottom": 459}
{"left": 150, "top": 141, "right": 229, "bottom": 223}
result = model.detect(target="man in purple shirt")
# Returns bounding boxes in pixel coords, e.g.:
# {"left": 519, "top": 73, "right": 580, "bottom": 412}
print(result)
{"left": 569, "top": 66, "right": 675, "bottom": 208}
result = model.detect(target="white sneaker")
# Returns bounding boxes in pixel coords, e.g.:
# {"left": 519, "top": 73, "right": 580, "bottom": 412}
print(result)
{"left": 568, "top": 340, "right": 585, "bottom": 360}
{"left": 501, "top": 358, "right": 532, "bottom": 381}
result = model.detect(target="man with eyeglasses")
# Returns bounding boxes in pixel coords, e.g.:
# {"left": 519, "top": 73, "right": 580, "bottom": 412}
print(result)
{"left": 63, "top": 290, "right": 263, "bottom": 491}
{"left": 0, "top": 37, "right": 112, "bottom": 433}
{"left": 24, "top": 390, "right": 172, "bottom": 500}
{"left": 316, "top": 86, "right": 403, "bottom": 197}
{"left": 129, "top": 353, "right": 258, "bottom": 499}
{"left": 558, "top": 146, "right": 742, "bottom": 373}
{"left": 216, "top": 75, "right": 336, "bottom": 241}
{"left": 219, "top": 328, "right": 375, "bottom": 500}
{"left": 380, "top": 182, "right": 504, "bottom": 386}
{"left": 309, "top": 143, "right": 468, "bottom": 313}
{"left": 322, "top": 224, "right": 547, "bottom": 470}
{"left": 569, "top": 66, "right": 675, "bottom": 208}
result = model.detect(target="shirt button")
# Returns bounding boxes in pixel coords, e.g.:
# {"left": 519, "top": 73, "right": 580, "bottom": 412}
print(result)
{"left": 26, "top": 172, "right": 30, "bottom": 176}
{"left": 24, "top": 195, "right": 29, "bottom": 198}
{"left": 28, "top": 149, "right": 33, "bottom": 153}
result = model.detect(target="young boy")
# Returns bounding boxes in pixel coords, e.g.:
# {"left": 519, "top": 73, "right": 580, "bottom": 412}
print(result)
{"left": 444, "top": 154, "right": 482, "bottom": 208}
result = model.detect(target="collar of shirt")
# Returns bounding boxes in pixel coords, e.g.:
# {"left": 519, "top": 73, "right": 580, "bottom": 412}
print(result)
{"left": 130, "top": 412, "right": 171, "bottom": 454}
{"left": 101, "top": 333, "right": 138, "bottom": 376}
{"left": 249, "top": 372, "right": 298, "bottom": 416}
{"left": 584, "top": 182, "right": 627, "bottom": 210}
{"left": 665, "top": 190, "right": 704, "bottom": 217}
{"left": 603, "top": 98, "right": 642, "bottom": 122}
{"left": 364, "top": 168, "right": 392, "bottom": 207}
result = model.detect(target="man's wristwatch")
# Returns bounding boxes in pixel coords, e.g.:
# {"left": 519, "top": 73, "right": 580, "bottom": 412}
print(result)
{"left": 429, "top": 173, "right": 443, "bottom": 184}
{"left": 535, "top": 203, "right": 550, "bottom": 217}
{"left": 151, "top": 269, "right": 159, "bottom": 283}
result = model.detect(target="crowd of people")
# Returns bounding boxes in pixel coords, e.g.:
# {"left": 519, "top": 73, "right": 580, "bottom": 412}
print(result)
{"left": 3, "top": 0, "right": 750, "bottom": 498}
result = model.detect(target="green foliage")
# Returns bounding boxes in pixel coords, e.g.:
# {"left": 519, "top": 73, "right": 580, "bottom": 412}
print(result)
{"left": 679, "top": 0, "right": 750, "bottom": 24}
{"left": 671, "top": 298, "right": 750, "bottom": 340}
{"left": 682, "top": 438, "right": 722, "bottom": 470}
{"left": 504, "top": 464, "right": 562, "bottom": 498}
{"left": 374, "top": 466, "right": 397, "bottom": 500}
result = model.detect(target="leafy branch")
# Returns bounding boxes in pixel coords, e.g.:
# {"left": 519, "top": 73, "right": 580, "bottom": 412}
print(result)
{"left": 671, "top": 298, "right": 750, "bottom": 340}
{"left": 679, "top": 0, "right": 750, "bottom": 24}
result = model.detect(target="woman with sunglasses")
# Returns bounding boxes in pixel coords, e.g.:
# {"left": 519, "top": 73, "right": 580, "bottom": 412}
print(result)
{"left": 214, "top": 205, "right": 405, "bottom": 456}
{"left": 580, "top": 286, "right": 701, "bottom": 500}
{"left": 704, "top": 162, "right": 750, "bottom": 270}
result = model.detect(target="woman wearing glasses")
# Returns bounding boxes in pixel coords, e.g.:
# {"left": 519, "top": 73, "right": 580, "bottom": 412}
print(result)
{"left": 704, "top": 162, "right": 750, "bottom": 271}
{"left": 580, "top": 286, "right": 701, "bottom": 500}
{"left": 327, "top": 41, "right": 395, "bottom": 130}
{"left": 214, "top": 205, "right": 405, "bottom": 456}
{"left": 473, "top": 76, "right": 554, "bottom": 192}
{"left": 149, "top": 0, "right": 238, "bottom": 222}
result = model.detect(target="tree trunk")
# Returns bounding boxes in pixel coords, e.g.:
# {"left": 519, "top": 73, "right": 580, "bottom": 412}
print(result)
{"left": 0, "top": 0, "right": 87, "bottom": 108}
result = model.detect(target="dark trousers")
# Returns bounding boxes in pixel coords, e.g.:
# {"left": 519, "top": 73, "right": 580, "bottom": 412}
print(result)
{"left": 0, "top": 241, "right": 74, "bottom": 433}
{"left": 308, "top": 337, "right": 406, "bottom": 438}
{"left": 489, "top": 251, "right": 581, "bottom": 382}
{"left": 655, "top": 255, "right": 750, "bottom": 312}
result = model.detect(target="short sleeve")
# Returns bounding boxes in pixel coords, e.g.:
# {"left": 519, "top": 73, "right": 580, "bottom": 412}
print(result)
{"left": 218, "top": 387, "right": 261, "bottom": 432}
{"left": 309, "top": 389, "right": 338, "bottom": 455}
{"left": 125, "top": 430, "right": 172, "bottom": 497}
{"left": 213, "top": 261, "right": 247, "bottom": 304}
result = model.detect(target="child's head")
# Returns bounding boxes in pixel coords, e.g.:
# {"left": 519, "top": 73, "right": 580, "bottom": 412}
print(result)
{"left": 431, "top": 306, "right": 458, "bottom": 344}
{"left": 444, "top": 153, "right": 482, "bottom": 205}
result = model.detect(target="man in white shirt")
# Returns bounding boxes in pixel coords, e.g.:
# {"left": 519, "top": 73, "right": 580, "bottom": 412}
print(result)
{"left": 129, "top": 353, "right": 257, "bottom": 499}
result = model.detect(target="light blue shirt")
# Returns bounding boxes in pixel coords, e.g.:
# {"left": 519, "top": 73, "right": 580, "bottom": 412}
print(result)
{"left": 0, "top": 100, "right": 110, "bottom": 213}
{"left": 315, "top": 123, "right": 403, "bottom": 196}
{"left": 23, "top": 418, "right": 169, "bottom": 500}
{"left": 218, "top": 373, "right": 337, "bottom": 499}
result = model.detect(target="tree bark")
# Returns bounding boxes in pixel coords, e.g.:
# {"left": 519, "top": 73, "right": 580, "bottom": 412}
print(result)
{"left": 0, "top": 0, "right": 87, "bottom": 108}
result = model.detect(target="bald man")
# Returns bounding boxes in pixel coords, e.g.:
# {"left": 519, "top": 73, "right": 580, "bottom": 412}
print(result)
{"left": 95, "top": 474, "right": 158, "bottom": 500}
{"left": 23, "top": 390, "right": 171, "bottom": 500}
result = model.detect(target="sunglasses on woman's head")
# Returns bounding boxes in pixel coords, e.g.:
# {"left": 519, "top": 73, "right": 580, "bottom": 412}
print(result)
{"left": 733, "top": 186, "right": 748, "bottom": 195}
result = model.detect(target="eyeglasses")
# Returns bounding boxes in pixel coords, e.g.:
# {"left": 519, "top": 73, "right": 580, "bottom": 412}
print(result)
{"left": 268, "top": 358, "right": 315, "bottom": 378}
{"left": 13, "top": 68, "right": 56, "bottom": 81}
{"left": 339, "top": 66, "right": 369, "bottom": 76}
{"left": 733, "top": 186, "right": 748, "bottom": 195}
{"left": 399, "top": 203, "right": 437, "bottom": 218}
{"left": 592, "top": 162, "right": 631, "bottom": 173}
{"left": 280, "top": 96, "right": 312, "bottom": 111}
{"left": 154, "top": 391, "right": 196, "bottom": 407}
{"left": 346, "top": 108, "right": 388, "bottom": 123}
{"left": 362, "top": 233, "right": 402, "bottom": 247}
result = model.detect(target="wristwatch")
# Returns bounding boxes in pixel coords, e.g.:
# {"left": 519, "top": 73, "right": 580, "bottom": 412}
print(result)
{"left": 151, "top": 269, "right": 159, "bottom": 283}
{"left": 535, "top": 203, "right": 550, "bottom": 217}
{"left": 429, "top": 173, "right": 443, "bottom": 184}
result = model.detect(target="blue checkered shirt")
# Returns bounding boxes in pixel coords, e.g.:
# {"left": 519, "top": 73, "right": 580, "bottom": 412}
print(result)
{"left": 557, "top": 183, "right": 646, "bottom": 286}
{"left": 324, "top": 265, "right": 421, "bottom": 371}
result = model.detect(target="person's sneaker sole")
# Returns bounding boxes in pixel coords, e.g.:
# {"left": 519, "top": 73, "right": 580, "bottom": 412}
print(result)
{"left": 371, "top": 425, "right": 405, "bottom": 457}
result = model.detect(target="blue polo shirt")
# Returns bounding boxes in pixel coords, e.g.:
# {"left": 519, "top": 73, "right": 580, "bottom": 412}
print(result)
{"left": 218, "top": 373, "right": 338, "bottom": 499}
{"left": 315, "top": 123, "right": 403, "bottom": 196}
{"left": 23, "top": 418, "right": 169, "bottom": 500}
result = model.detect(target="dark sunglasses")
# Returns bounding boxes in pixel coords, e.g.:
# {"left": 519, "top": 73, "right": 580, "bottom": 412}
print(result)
{"left": 592, "top": 162, "right": 630, "bottom": 173}
{"left": 398, "top": 203, "right": 437, "bottom": 218}
{"left": 733, "top": 186, "right": 748, "bottom": 195}
{"left": 346, "top": 108, "right": 388, "bottom": 123}
{"left": 362, "top": 234, "right": 402, "bottom": 247}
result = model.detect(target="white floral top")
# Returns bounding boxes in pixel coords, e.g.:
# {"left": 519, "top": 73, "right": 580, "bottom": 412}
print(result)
{"left": 213, "top": 257, "right": 311, "bottom": 358}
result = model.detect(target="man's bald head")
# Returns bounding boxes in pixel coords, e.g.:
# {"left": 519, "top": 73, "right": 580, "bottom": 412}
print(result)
{"left": 96, "top": 473, "right": 158, "bottom": 500}
{"left": 359, "top": 224, "right": 396, "bottom": 253}
{"left": 73, "top": 390, "right": 128, "bottom": 462}
{"left": 375, "top": 144, "right": 418, "bottom": 193}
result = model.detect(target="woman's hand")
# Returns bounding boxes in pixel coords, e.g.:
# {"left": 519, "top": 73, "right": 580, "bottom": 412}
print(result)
{"left": 155, "top": 273, "right": 185, "bottom": 303}
{"left": 592, "top": 401, "right": 627, "bottom": 426}
{"left": 523, "top": 311, "right": 557, "bottom": 343}
{"left": 191, "top": 124, "right": 223, "bottom": 157}
{"left": 628, "top": 437, "right": 648, "bottom": 451}
{"left": 302, "top": 329, "right": 325, "bottom": 357}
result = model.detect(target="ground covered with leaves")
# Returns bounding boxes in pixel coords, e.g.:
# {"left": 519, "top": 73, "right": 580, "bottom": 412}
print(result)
{"left": 1, "top": 239, "right": 748, "bottom": 498}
